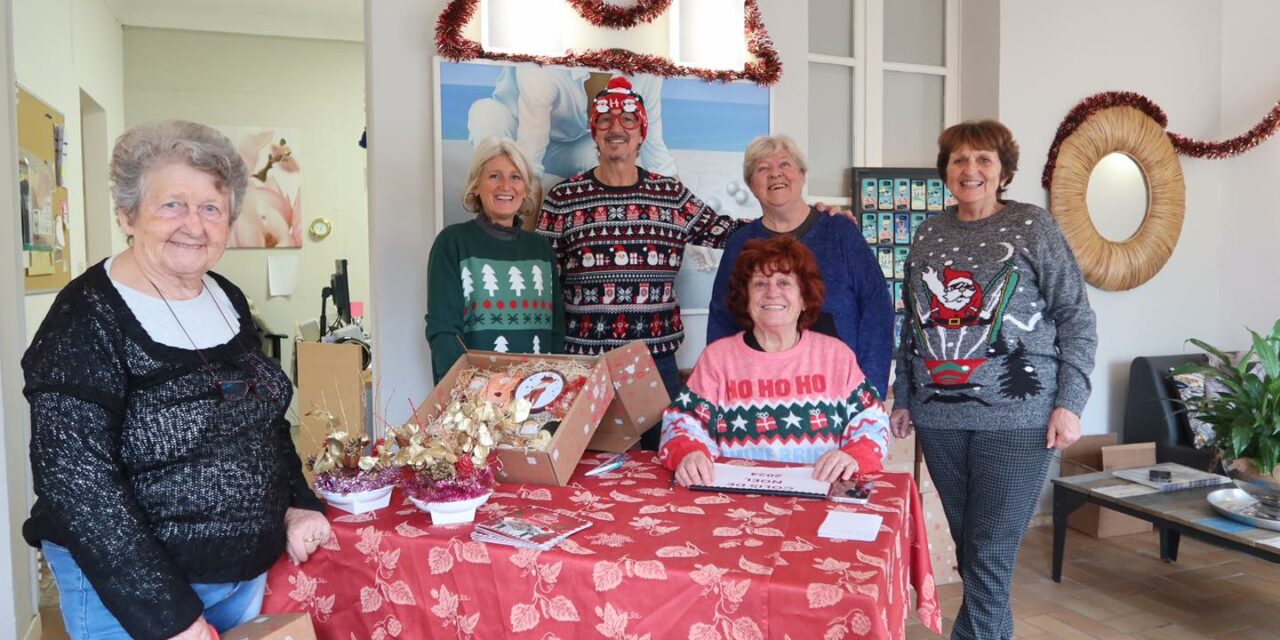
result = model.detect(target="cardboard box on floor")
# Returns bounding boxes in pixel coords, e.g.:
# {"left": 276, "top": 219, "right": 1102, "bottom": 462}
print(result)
{"left": 222, "top": 613, "right": 315, "bottom": 640}
{"left": 415, "top": 341, "right": 668, "bottom": 486}
{"left": 920, "top": 490, "right": 960, "bottom": 585}
{"left": 1060, "top": 435, "right": 1155, "bottom": 538}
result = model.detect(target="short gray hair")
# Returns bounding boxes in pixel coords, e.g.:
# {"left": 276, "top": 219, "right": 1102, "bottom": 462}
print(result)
{"left": 462, "top": 137, "right": 540, "bottom": 219}
{"left": 110, "top": 120, "right": 248, "bottom": 223}
{"left": 742, "top": 134, "right": 808, "bottom": 184}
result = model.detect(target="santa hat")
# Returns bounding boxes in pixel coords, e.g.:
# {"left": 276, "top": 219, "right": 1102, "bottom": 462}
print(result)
{"left": 613, "top": 244, "right": 626, "bottom": 254}
{"left": 590, "top": 77, "right": 649, "bottom": 139}
{"left": 942, "top": 266, "right": 974, "bottom": 287}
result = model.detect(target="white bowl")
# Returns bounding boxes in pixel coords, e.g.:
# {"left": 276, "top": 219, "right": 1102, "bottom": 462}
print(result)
{"left": 408, "top": 492, "right": 493, "bottom": 525}
{"left": 318, "top": 485, "right": 394, "bottom": 514}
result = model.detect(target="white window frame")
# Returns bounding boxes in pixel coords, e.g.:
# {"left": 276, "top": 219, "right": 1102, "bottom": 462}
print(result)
{"left": 806, "top": 0, "right": 960, "bottom": 204}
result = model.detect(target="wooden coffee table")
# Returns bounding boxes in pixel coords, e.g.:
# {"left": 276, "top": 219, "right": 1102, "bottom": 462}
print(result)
{"left": 1051, "top": 470, "right": 1280, "bottom": 582}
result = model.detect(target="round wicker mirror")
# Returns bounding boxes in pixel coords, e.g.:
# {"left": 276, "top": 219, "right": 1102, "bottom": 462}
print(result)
{"left": 1048, "top": 106, "right": 1185, "bottom": 291}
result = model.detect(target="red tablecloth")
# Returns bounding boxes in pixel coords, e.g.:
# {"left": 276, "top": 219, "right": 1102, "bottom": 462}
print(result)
{"left": 264, "top": 452, "right": 942, "bottom": 639}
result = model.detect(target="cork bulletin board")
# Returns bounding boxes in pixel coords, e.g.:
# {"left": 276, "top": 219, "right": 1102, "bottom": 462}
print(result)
{"left": 17, "top": 85, "right": 71, "bottom": 293}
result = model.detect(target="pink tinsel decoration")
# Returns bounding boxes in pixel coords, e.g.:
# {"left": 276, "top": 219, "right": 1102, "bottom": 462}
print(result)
{"left": 404, "top": 467, "right": 495, "bottom": 503}
{"left": 314, "top": 466, "right": 401, "bottom": 494}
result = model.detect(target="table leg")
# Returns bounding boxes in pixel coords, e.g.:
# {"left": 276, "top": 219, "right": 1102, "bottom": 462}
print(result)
{"left": 1052, "top": 487, "right": 1087, "bottom": 583}
{"left": 1159, "top": 526, "right": 1181, "bottom": 563}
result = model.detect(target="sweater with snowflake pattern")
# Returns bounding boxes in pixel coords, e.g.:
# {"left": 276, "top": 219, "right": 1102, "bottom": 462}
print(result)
{"left": 426, "top": 219, "right": 564, "bottom": 383}
{"left": 536, "top": 167, "right": 740, "bottom": 356}
{"left": 658, "top": 331, "right": 890, "bottom": 473}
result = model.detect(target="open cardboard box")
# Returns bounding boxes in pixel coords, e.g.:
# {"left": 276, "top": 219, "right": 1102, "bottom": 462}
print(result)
{"left": 1061, "top": 435, "right": 1154, "bottom": 538}
{"left": 415, "top": 341, "right": 669, "bottom": 486}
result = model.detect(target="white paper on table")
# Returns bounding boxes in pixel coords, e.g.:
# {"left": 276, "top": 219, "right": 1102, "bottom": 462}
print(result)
{"left": 818, "top": 511, "right": 883, "bottom": 542}
{"left": 694, "top": 463, "right": 832, "bottom": 498}
{"left": 267, "top": 255, "right": 299, "bottom": 297}
{"left": 1093, "top": 484, "right": 1161, "bottom": 498}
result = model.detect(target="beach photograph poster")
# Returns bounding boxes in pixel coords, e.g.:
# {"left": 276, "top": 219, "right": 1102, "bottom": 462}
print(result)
{"left": 436, "top": 60, "right": 770, "bottom": 309}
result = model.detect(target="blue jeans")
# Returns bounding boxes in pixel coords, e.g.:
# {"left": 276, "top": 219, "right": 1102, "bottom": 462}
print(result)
{"left": 42, "top": 542, "right": 267, "bottom": 639}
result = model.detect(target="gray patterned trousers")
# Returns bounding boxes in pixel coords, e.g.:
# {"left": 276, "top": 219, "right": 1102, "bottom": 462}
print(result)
{"left": 916, "top": 427, "right": 1053, "bottom": 640}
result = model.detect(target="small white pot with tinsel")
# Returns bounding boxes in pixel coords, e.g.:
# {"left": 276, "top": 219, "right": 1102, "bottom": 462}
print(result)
{"left": 309, "top": 409, "right": 400, "bottom": 514}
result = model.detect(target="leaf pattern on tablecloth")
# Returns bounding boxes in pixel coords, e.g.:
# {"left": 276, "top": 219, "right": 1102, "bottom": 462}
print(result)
{"left": 595, "top": 602, "right": 652, "bottom": 640}
{"left": 629, "top": 515, "right": 680, "bottom": 536}
{"left": 334, "top": 512, "right": 377, "bottom": 523}
{"left": 593, "top": 557, "right": 668, "bottom": 591}
{"left": 657, "top": 542, "right": 705, "bottom": 558}
{"left": 558, "top": 538, "right": 596, "bottom": 555}
{"left": 286, "top": 570, "right": 335, "bottom": 621}
{"left": 693, "top": 493, "right": 734, "bottom": 505}
{"left": 395, "top": 522, "right": 428, "bottom": 538}
{"left": 610, "top": 490, "right": 644, "bottom": 503}
{"left": 685, "top": 563, "right": 759, "bottom": 640}
{"left": 738, "top": 557, "right": 772, "bottom": 576}
{"left": 509, "top": 549, "right": 581, "bottom": 631}
{"left": 586, "top": 532, "right": 635, "bottom": 547}
{"left": 811, "top": 555, "right": 891, "bottom": 638}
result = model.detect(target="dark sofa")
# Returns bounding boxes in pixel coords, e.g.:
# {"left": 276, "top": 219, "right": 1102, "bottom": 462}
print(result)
{"left": 1122, "top": 354, "right": 1218, "bottom": 471}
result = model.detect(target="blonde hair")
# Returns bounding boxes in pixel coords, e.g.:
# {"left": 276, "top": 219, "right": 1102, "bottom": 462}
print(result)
{"left": 742, "top": 134, "right": 808, "bottom": 184}
{"left": 462, "top": 138, "right": 540, "bottom": 219}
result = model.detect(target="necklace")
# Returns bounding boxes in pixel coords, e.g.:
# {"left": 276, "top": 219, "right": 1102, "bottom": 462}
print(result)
{"left": 144, "top": 274, "right": 273, "bottom": 401}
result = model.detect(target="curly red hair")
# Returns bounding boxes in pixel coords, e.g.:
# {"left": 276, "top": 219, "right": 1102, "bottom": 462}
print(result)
{"left": 726, "top": 235, "right": 825, "bottom": 333}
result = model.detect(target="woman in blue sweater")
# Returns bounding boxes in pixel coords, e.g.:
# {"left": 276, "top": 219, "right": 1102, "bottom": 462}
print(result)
{"left": 707, "top": 135, "right": 894, "bottom": 396}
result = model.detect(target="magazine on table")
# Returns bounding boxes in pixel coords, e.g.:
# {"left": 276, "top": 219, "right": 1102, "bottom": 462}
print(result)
{"left": 1111, "top": 462, "right": 1232, "bottom": 492}
{"left": 471, "top": 506, "right": 593, "bottom": 551}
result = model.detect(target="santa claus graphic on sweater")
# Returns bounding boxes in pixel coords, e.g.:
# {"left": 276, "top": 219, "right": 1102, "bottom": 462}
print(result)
{"left": 921, "top": 265, "right": 986, "bottom": 327}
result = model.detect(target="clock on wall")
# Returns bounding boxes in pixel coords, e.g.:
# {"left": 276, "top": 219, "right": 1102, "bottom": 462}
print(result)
{"left": 308, "top": 217, "right": 333, "bottom": 240}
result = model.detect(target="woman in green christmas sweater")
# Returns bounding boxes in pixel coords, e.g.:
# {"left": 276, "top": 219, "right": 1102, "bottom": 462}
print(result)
{"left": 426, "top": 138, "right": 564, "bottom": 382}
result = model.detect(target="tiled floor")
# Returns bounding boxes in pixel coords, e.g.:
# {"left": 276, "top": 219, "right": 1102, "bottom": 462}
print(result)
{"left": 908, "top": 525, "right": 1280, "bottom": 639}
{"left": 39, "top": 524, "right": 1280, "bottom": 639}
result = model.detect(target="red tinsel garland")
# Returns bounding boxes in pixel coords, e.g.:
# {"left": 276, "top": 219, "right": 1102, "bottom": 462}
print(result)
{"left": 1043, "top": 91, "right": 1280, "bottom": 189}
{"left": 565, "top": 0, "right": 671, "bottom": 28}
{"left": 435, "top": 0, "right": 782, "bottom": 86}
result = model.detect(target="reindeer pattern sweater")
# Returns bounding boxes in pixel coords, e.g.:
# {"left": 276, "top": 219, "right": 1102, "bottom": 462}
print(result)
{"left": 659, "top": 331, "right": 890, "bottom": 473}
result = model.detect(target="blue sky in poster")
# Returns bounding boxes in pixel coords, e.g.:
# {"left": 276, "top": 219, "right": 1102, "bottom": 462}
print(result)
{"left": 438, "top": 62, "right": 768, "bottom": 152}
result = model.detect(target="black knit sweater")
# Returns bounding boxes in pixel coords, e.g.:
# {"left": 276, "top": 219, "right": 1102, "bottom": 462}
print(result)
{"left": 22, "top": 261, "right": 323, "bottom": 640}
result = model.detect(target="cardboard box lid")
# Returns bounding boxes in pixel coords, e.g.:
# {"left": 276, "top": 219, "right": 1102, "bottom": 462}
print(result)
{"left": 222, "top": 613, "right": 316, "bottom": 640}
{"left": 589, "top": 341, "right": 670, "bottom": 452}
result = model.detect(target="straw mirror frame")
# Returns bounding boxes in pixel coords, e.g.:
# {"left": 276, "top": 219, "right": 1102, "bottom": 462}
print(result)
{"left": 1048, "top": 106, "right": 1185, "bottom": 291}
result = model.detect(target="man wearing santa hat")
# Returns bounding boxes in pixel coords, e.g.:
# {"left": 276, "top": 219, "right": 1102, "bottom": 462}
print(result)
{"left": 538, "top": 77, "right": 847, "bottom": 449}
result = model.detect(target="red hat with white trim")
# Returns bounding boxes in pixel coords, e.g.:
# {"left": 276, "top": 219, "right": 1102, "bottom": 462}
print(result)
{"left": 590, "top": 76, "right": 649, "bottom": 140}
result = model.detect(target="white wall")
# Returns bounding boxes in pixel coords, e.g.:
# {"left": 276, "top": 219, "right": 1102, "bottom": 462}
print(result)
{"left": 1, "top": 0, "right": 39, "bottom": 632}
{"left": 1218, "top": 0, "right": 1280, "bottom": 335}
{"left": 124, "top": 27, "right": 370, "bottom": 383}
{"left": 999, "top": 0, "right": 1232, "bottom": 438}
{"left": 15, "top": 0, "right": 126, "bottom": 343}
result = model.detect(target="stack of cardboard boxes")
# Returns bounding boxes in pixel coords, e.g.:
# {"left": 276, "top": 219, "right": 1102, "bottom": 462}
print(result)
{"left": 884, "top": 396, "right": 961, "bottom": 586}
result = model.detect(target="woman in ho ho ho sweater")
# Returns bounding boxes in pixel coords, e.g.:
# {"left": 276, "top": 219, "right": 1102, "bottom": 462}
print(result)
{"left": 659, "top": 235, "right": 890, "bottom": 486}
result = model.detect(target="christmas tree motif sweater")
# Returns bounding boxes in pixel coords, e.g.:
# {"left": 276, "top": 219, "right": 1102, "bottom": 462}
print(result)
{"left": 658, "top": 331, "right": 890, "bottom": 473}
{"left": 891, "top": 201, "right": 1097, "bottom": 431}
{"left": 426, "top": 219, "right": 564, "bottom": 383}
{"left": 536, "top": 168, "right": 740, "bottom": 356}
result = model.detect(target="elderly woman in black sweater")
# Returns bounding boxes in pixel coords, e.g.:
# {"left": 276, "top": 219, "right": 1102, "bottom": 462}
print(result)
{"left": 23, "top": 120, "right": 327, "bottom": 640}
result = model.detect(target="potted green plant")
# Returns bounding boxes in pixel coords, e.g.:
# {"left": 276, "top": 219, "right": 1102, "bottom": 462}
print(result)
{"left": 1175, "top": 320, "right": 1280, "bottom": 515}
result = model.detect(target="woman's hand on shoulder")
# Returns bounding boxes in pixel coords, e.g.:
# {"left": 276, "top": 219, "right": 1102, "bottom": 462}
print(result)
{"left": 814, "top": 450, "right": 859, "bottom": 483}
{"left": 1046, "top": 407, "right": 1082, "bottom": 450}
{"left": 675, "top": 451, "right": 715, "bottom": 487}
{"left": 814, "top": 202, "right": 856, "bottom": 221}
{"left": 890, "top": 408, "right": 913, "bottom": 439}
{"left": 284, "top": 507, "right": 332, "bottom": 565}
{"left": 168, "top": 616, "right": 214, "bottom": 640}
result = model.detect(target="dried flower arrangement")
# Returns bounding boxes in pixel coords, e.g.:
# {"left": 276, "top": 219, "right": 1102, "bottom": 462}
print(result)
{"left": 448, "top": 361, "right": 593, "bottom": 453}
{"left": 308, "top": 408, "right": 400, "bottom": 496}
{"left": 395, "top": 395, "right": 531, "bottom": 504}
